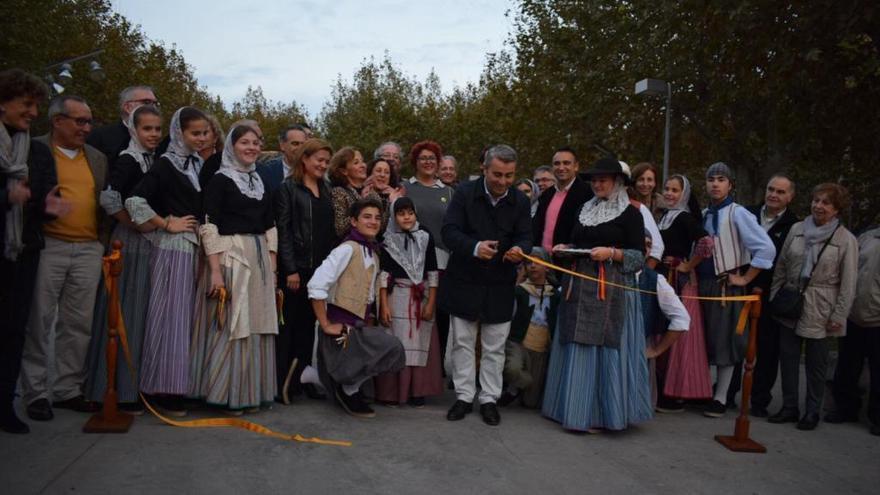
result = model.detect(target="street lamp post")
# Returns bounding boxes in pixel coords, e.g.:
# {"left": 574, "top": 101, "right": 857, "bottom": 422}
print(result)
{"left": 635, "top": 78, "right": 672, "bottom": 184}
{"left": 44, "top": 49, "right": 106, "bottom": 95}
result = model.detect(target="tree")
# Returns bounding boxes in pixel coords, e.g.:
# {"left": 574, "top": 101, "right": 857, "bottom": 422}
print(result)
{"left": 228, "top": 86, "right": 309, "bottom": 151}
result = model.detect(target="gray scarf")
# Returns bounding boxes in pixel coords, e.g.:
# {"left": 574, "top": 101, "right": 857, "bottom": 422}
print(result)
{"left": 0, "top": 124, "right": 30, "bottom": 260}
{"left": 800, "top": 215, "right": 840, "bottom": 281}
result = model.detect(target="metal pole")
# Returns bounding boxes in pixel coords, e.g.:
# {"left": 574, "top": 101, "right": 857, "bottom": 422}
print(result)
{"left": 662, "top": 82, "right": 672, "bottom": 184}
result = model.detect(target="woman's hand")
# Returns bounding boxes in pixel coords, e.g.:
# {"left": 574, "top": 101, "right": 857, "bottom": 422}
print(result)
{"left": 645, "top": 346, "right": 661, "bottom": 359}
{"left": 420, "top": 304, "right": 434, "bottom": 322}
{"left": 166, "top": 215, "right": 198, "bottom": 233}
{"left": 209, "top": 269, "right": 225, "bottom": 298}
{"left": 590, "top": 247, "right": 614, "bottom": 262}
{"left": 8, "top": 181, "right": 31, "bottom": 205}
{"left": 380, "top": 305, "right": 392, "bottom": 327}
{"left": 676, "top": 261, "right": 692, "bottom": 273}
{"left": 826, "top": 320, "right": 844, "bottom": 334}
{"left": 286, "top": 272, "right": 301, "bottom": 292}
{"left": 387, "top": 186, "right": 404, "bottom": 203}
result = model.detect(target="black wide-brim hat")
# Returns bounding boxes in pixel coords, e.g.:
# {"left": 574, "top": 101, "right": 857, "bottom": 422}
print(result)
{"left": 582, "top": 156, "right": 627, "bottom": 179}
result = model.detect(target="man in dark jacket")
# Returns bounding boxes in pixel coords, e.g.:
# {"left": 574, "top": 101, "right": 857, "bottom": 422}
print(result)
{"left": 440, "top": 144, "right": 532, "bottom": 426}
{"left": 257, "top": 124, "right": 307, "bottom": 194}
{"left": 0, "top": 69, "right": 71, "bottom": 434}
{"left": 533, "top": 146, "right": 593, "bottom": 255}
{"left": 86, "top": 85, "right": 157, "bottom": 171}
{"left": 727, "top": 174, "right": 799, "bottom": 415}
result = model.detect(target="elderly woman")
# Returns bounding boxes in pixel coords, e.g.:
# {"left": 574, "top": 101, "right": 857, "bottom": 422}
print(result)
{"left": 543, "top": 157, "right": 652, "bottom": 432}
{"left": 769, "top": 183, "right": 858, "bottom": 430}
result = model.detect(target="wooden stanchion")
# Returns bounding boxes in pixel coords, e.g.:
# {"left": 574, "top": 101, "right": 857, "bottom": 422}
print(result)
{"left": 715, "top": 288, "right": 766, "bottom": 453}
{"left": 84, "top": 240, "right": 133, "bottom": 433}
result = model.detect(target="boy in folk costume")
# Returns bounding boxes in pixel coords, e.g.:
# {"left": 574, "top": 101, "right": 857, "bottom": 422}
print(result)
{"left": 375, "top": 197, "right": 444, "bottom": 406}
{"left": 499, "top": 247, "right": 559, "bottom": 409}
{"left": 697, "top": 162, "right": 775, "bottom": 418}
{"left": 307, "top": 198, "right": 405, "bottom": 418}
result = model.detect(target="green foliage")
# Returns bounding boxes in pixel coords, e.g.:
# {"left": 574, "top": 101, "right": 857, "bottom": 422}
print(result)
{"left": 228, "top": 86, "right": 309, "bottom": 151}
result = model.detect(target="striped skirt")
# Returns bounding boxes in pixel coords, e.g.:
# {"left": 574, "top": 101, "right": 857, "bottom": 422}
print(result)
{"left": 85, "top": 227, "right": 152, "bottom": 402}
{"left": 139, "top": 235, "right": 197, "bottom": 395}
{"left": 542, "top": 290, "right": 653, "bottom": 431}
{"left": 190, "top": 234, "right": 277, "bottom": 409}
{"left": 661, "top": 276, "right": 713, "bottom": 399}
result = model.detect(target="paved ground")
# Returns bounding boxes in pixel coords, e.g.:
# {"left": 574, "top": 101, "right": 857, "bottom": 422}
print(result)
{"left": 3, "top": 379, "right": 878, "bottom": 495}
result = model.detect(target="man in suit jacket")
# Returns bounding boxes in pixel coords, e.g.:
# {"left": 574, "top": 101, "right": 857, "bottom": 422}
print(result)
{"left": 440, "top": 144, "right": 532, "bottom": 426}
{"left": 86, "top": 85, "right": 157, "bottom": 171}
{"left": 257, "top": 124, "right": 308, "bottom": 194}
{"left": 727, "top": 174, "right": 799, "bottom": 414}
{"left": 21, "top": 95, "right": 108, "bottom": 421}
{"left": 532, "top": 147, "right": 594, "bottom": 255}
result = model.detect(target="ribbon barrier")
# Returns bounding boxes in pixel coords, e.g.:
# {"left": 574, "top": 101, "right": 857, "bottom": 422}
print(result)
{"left": 522, "top": 252, "right": 767, "bottom": 453}
{"left": 86, "top": 241, "right": 352, "bottom": 447}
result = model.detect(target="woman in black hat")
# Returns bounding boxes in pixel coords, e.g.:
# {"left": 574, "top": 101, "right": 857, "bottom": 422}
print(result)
{"left": 542, "top": 157, "right": 653, "bottom": 432}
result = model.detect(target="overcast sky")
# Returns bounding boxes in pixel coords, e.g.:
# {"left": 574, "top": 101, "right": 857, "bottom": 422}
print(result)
{"left": 111, "top": 0, "right": 515, "bottom": 118}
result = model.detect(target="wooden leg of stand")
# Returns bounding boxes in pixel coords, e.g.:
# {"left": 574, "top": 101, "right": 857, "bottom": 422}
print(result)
{"left": 84, "top": 241, "right": 133, "bottom": 433}
{"left": 716, "top": 288, "right": 766, "bottom": 453}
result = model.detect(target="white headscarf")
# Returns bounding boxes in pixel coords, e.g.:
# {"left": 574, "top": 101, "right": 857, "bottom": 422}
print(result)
{"left": 578, "top": 176, "right": 630, "bottom": 227}
{"left": 118, "top": 106, "right": 155, "bottom": 173}
{"left": 218, "top": 124, "right": 264, "bottom": 201}
{"left": 658, "top": 174, "right": 692, "bottom": 230}
{"left": 0, "top": 124, "right": 30, "bottom": 260}
{"left": 383, "top": 197, "right": 430, "bottom": 284}
{"left": 162, "top": 107, "right": 203, "bottom": 191}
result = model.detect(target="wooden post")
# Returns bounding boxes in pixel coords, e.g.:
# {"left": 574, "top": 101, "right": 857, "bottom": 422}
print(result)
{"left": 84, "top": 240, "right": 134, "bottom": 433}
{"left": 715, "top": 288, "right": 766, "bottom": 453}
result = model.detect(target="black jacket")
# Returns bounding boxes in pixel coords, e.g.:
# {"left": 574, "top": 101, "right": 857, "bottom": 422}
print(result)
{"left": 439, "top": 177, "right": 533, "bottom": 323}
{"left": 275, "top": 177, "right": 335, "bottom": 277}
{"left": 86, "top": 120, "right": 128, "bottom": 171}
{"left": 747, "top": 203, "right": 799, "bottom": 293}
{"left": 0, "top": 140, "right": 57, "bottom": 255}
{"left": 532, "top": 177, "right": 593, "bottom": 249}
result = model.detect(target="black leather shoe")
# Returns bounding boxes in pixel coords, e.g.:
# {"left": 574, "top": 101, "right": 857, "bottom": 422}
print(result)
{"left": 824, "top": 410, "right": 859, "bottom": 424}
{"left": 480, "top": 402, "right": 501, "bottom": 426}
{"left": 797, "top": 413, "right": 820, "bottom": 431}
{"left": 870, "top": 424, "right": 880, "bottom": 436}
{"left": 303, "top": 383, "right": 327, "bottom": 400}
{"left": 53, "top": 395, "right": 100, "bottom": 413}
{"left": 26, "top": 399, "right": 53, "bottom": 421}
{"left": 750, "top": 406, "right": 769, "bottom": 418}
{"left": 768, "top": 409, "right": 800, "bottom": 424}
{"left": 446, "top": 400, "right": 473, "bottom": 421}
{"left": 1, "top": 407, "right": 30, "bottom": 434}
{"left": 334, "top": 386, "right": 375, "bottom": 418}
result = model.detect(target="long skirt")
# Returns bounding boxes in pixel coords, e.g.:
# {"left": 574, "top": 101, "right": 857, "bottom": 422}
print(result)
{"left": 190, "top": 234, "right": 277, "bottom": 409}
{"left": 542, "top": 290, "right": 652, "bottom": 431}
{"left": 139, "top": 234, "right": 197, "bottom": 395}
{"left": 661, "top": 275, "right": 713, "bottom": 399}
{"left": 699, "top": 277, "right": 747, "bottom": 366}
{"left": 85, "top": 227, "right": 152, "bottom": 402}
{"left": 374, "top": 323, "right": 444, "bottom": 403}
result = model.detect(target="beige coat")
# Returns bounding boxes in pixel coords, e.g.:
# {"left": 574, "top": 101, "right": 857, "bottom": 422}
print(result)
{"left": 770, "top": 220, "right": 858, "bottom": 338}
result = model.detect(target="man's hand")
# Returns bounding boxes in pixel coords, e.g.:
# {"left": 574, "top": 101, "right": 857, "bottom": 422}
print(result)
{"left": 503, "top": 246, "right": 525, "bottom": 263}
{"left": 476, "top": 240, "right": 499, "bottom": 260}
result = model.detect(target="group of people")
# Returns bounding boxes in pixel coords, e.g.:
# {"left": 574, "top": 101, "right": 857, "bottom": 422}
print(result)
{"left": 1, "top": 69, "right": 877, "bottom": 441}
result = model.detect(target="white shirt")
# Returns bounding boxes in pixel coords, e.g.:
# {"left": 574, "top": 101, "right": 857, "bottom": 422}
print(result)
{"left": 408, "top": 176, "right": 444, "bottom": 188}
{"left": 307, "top": 242, "right": 378, "bottom": 303}
{"left": 637, "top": 271, "right": 691, "bottom": 332}
{"left": 56, "top": 146, "right": 80, "bottom": 159}
{"left": 760, "top": 205, "right": 786, "bottom": 232}
{"left": 640, "top": 204, "right": 665, "bottom": 261}
{"left": 281, "top": 156, "right": 292, "bottom": 179}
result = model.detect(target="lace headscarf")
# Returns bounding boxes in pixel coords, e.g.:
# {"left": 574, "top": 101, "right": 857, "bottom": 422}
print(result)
{"left": 0, "top": 124, "right": 29, "bottom": 260}
{"left": 578, "top": 176, "right": 630, "bottom": 227}
{"left": 218, "top": 124, "right": 264, "bottom": 201}
{"left": 118, "top": 106, "right": 156, "bottom": 173}
{"left": 383, "top": 197, "right": 430, "bottom": 283}
{"left": 162, "top": 107, "right": 203, "bottom": 191}
{"left": 658, "top": 174, "right": 692, "bottom": 230}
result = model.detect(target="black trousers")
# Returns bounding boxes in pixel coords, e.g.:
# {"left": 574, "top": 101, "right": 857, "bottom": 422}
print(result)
{"left": 0, "top": 251, "right": 40, "bottom": 408}
{"left": 832, "top": 320, "right": 880, "bottom": 425}
{"left": 275, "top": 276, "right": 318, "bottom": 395}
{"left": 779, "top": 324, "right": 830, "bottom": 415}
{"left": 749, "top": 311, "right": 783, "bottom": 409}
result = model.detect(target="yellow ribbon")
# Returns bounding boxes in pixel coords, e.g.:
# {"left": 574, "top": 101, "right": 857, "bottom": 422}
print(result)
{"left": 522, "top": 253, "right": 758, "bottom": 335}
{"left": 100, "top": 254, "right": 352, "bottom": 447}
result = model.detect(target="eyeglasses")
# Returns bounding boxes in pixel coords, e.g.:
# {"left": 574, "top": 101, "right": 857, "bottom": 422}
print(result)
{"left": 57, "top": 114, "right": 93, "bottom": 127}
{"left": 126, "top": 98, "right": 160, "bottom": 107}
{"left": 380, "top": 153, "right": 400, "bottom": 161}
{"left": 418, "top": 156, "right": 438, "bottom": 162}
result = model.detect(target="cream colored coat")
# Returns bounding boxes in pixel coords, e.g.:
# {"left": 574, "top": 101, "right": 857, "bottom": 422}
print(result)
{"left": 770, "top": 220, "right": 858, "bottom": 338}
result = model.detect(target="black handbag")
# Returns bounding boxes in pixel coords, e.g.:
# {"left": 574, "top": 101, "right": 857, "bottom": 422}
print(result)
{"left": 769, "top": 225, "right": 839, "bottom": 319}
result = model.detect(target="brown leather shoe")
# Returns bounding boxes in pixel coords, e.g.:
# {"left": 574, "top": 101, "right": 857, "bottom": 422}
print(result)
{"left": 53, "top": 395, "right": 100, "bottom": 413}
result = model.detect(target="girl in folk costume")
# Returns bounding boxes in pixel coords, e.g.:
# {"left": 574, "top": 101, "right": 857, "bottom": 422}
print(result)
{"left": 191, "top": 124, "right": 278, "bottom": 414}
{"left": 125, "top": 106, "right": 211, "bottom": 416}
{"left": 542, "top": 157, "right": 653, "bottom": 432}
{"left": 85, "top": 105, "right": 162, "bottom": 413}
{"left": 307, "top": 198, "right": 405, "bottom": 418}
{"left": 654, "top": 174, "right": 714, "bottom": 412}
{"left": 697, "top": 162, "right": 775, "bottom": 418}
{"left": 374, "top": 197, "right": 443, "bottom": 407}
